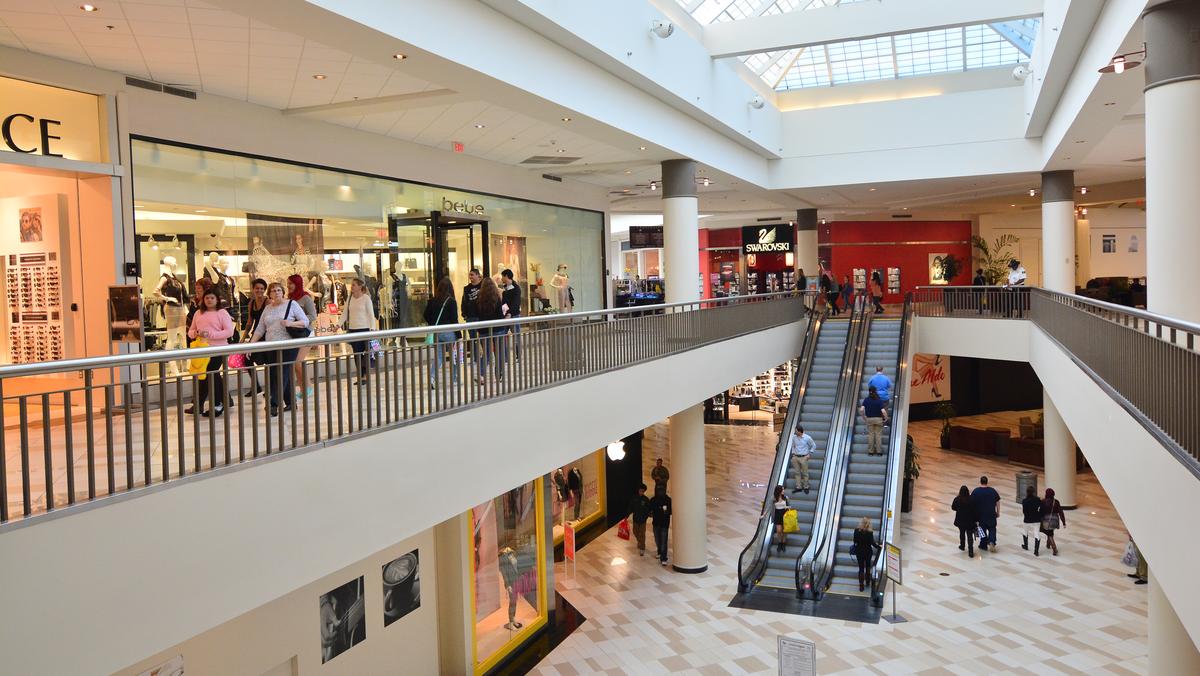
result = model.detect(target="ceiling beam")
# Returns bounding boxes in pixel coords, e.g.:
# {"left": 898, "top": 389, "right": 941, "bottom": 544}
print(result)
{"left": 283, "top": 89, "right": 470, "bottom": 118}
{"left": 704, "top": 0, "right": 1044, "bottom": 58}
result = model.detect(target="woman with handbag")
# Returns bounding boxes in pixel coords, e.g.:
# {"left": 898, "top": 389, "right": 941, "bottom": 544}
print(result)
{"left": 343, "top": 278, "right": 377, "bottom": 386}
{"left": 852, "top": 517, "right": 881, "bottom": 592}
{"left": 1040, "top": 488, "right": 1067, "bottom": 556}
{"left": 286, "top": 274, "right": 319, "bottom": 400}
{"left": 242, "top": 278, "right": 269, "bottom": 398}
{"left": 770, "top": 485, "right": 789, "bottom": 554}
{"left": 186, "top": 288, "right": 235, "bottom": 417}
{"left": 250, "top": 281, "right": 310, "bottom": 416}
{"left": 423, "top": 277, "right": 460, "bottom": 388}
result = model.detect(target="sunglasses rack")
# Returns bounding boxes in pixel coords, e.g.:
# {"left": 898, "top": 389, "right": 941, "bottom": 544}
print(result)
{"left": 5, "top": 252, "right": 65, "bottom": 365}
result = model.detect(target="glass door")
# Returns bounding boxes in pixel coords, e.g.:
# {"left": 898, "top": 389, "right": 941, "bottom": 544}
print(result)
{"left": 388, "top": 215, "right": 433, "bottom": 328}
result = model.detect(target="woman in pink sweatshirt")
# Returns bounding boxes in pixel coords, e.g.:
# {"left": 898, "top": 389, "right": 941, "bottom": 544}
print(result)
{"left": 186, "top": 289, "right": 235, "bottom": 416}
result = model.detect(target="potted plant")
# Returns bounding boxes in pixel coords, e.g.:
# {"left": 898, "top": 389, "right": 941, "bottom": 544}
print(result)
{"left": 935, "top": 401, "right": 956, "bottom": 449}
{"left": 939, "top": 253, "right": 964, "bottom": 311}
{"left": 901, "top": 434, "right": 921, "bottom": 513}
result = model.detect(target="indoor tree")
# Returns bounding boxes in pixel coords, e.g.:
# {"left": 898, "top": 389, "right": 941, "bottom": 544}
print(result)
{"left": 971, "top": 234, "right": 1020, "bottom": 284}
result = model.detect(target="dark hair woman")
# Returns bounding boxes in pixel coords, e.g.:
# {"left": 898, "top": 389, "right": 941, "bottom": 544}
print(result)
{"left": 771, "top": 485, "right": 789, "bottom": 554}
{"left": 186, "top": 278, "right": 216, "bottom": 332}
{"left": 951, "top": 485, "right": 977, "bottom": 557}
{"left": 423, "top": 277, "right": 460, "bottom": 388}
{"left": 186, "top": 289, "right": 235, "bottom": 416}
{"left": 242, "top": 278, "right": 270, "bottom": 398}
{"left": 1040, "top": 488, "right": 1066, "bottom": 556}
{"left": 474, "top": 276, "right": 508, "bottom": 384}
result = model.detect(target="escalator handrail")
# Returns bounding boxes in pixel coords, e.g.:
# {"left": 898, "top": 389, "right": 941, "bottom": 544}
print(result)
{"left": 736, "top": 306, "right": 824, "bottom": 592}
{"left": 796, "top": 293, "right": 871, "bottom": 593}
{"left": 870, "top": 295, "right": 916, "bottom": 602}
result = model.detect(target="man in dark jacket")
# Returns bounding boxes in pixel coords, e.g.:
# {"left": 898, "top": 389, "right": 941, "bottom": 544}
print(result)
{"left": 970, "top": 476, "right": 1001, "bottom": 553}
{"left": 650, "top": 486, "right": 672, "bottom": 565}
{"left": 501, "top": 268, "right": 522, "bottom": 360}
{"left": 628, "top": 483, "right": 652, "bottom": 556}
{"left": 972, "top": 268, "right": 987, "bottom": 314}
{"left": 461, "top": 268, "right": 482, "bottom": 362}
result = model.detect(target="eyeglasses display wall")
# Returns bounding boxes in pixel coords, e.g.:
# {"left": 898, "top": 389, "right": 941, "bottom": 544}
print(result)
{"left": 6, "top": 252, "right": 65, "bottom": 364}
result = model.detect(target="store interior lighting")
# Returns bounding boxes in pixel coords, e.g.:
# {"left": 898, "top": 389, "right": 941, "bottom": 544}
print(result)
{"left": 1099, "top": 47, "right": 1144, "bottom": 74}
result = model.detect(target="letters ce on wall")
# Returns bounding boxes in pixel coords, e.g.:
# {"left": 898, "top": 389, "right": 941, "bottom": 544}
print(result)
{"left": 1, "top": 76, "right": 104, "bottom": 163}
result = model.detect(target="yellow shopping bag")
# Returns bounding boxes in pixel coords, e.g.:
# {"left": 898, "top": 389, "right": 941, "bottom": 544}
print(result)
{"left": 187, "top": 337, "right": 210, "bottom": 380}
{"left": 782, "top": 508, "right": 799, "bottom": 533}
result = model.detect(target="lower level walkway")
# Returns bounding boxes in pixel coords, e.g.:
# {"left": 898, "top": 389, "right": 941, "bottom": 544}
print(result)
{"left": 534, "top": 414, "right": 1148, "bottom": 675}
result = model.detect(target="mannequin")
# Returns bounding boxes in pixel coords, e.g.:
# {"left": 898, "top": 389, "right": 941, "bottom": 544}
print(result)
{"left": 153, "top": 255, "right": 187, "bottom": 374}
{"left": 498, "top": 545, "right": 523, "bottom": 631}
{"left": 551, "top": 264, "right": 572, "bottom": 313}
{"left": 204, "top": 252, "right": 235, "bottom": 310}
{"left": 291, "top": 233, "right": 313, "bottom": 274}
{"left": 389, "top": 262, "right": 410, "bottom": 328}
{"left": 568, "top": 466, "right": 584, "bottom": 520}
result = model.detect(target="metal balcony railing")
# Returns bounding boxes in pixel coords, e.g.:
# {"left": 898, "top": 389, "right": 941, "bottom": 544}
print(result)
{"left": 0, "top": 292, "right": 811, "bottom": 526}
{"left": 911, "top": 285, "right": 1200, "bottom": 473}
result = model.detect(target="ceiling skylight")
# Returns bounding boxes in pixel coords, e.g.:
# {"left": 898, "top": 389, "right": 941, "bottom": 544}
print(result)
{"left": 676, "top": 0, "right": 870, "bottom": 25}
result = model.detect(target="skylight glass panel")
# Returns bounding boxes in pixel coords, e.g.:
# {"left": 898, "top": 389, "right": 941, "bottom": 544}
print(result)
{"left": 776, "top": 46, "right": 830, "bottom": 89}
{"left": 827, "top": 36, "right": 894, "bottom": 85}
{"left": 677, "top": 0, "right": 869, "bottom": 26}
{"left": 894, "top": 27, "right": 963, "bottom": 78}
{"left": 964, "top": 24, "right": 1022, "bottom": 69}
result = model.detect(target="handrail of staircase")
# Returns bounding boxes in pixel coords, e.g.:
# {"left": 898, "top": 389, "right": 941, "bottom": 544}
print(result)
{"left": 737, "top": 305, "right": 824, "bottom": 592}
{"left": 796, "top": 293, "right": 870, "bottom": 597}
{"left": 869, "top": 294, "right": 915, "bottom": 605}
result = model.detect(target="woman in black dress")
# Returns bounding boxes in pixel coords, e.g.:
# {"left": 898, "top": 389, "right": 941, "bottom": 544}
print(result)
{"left": 952, "top": 485, "right": 977, "bottom": 557}
{"left": 853, "top": 516, "right": 882, "bottom": 592}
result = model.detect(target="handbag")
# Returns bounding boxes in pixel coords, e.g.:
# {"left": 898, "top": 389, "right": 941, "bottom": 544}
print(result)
{"left": 617, "top": 518, "right": 631, "bottom": 541}
{"left": 849, "top": 543, "right": 858, "bottom": 557}
{"left": 284, "top": 300, "right": 309, "bottom": 339}
{"left": 425, "top": 298, "right": 450, "bottom": 344}
{"left": 1042, "top": 512, "right": 1060, "bottom": 530}
{"left": 782, "top": 508, "right": 799, "bottom": 533}
{"left": 1121, "top": 541, "right": 1138, "bottom": 568}
{"left": 227, "top": 352, "right": 248, "bottom": 369}
{"left": 187, "top": 337, "right": 210, "bottom": 380}
{"left": 976, "top": 525, "right": 987, "bottom": 541}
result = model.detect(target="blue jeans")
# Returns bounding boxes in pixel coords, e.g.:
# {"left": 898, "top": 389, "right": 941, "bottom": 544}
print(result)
{"left": 477, "top": 327, "right": 509, "bottom": 379}
{"left": 267, "top": 348, "right": 299, "bottom": 409}
{"left": 429, "top": 331, "right": 459, "bottom": 384}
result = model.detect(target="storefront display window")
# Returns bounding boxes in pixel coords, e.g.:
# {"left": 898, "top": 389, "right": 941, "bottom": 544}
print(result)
{"left": 470, "top": 479, "right": 546, "bottom": 673}
{"left": 130, "top": 139, "right": 604, "bottom": 356}
{"left": 551, "top": 449, "right": 605, "bottom": 542}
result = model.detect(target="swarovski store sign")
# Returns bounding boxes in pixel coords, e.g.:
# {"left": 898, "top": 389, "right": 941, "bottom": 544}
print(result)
{"left": 742, "top": 223, "right": 794, "bottom": 254}
{"left": 0, "top": 76, "right": 104, "bottom": 163}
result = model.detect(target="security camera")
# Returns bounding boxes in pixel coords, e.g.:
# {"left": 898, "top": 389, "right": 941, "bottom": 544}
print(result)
{"left": 749, "top": 95, "right": 765, "bottom": 109}
{"left": 650, "top": 19, "right": 674, "bottom": 39}
{"left": 1012, "top": 63, "right": 1031, "bottom": 81}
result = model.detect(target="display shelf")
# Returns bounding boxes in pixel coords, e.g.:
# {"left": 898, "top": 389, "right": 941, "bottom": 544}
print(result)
{"left": 5, "top": 252, "right": 65, "bottom": 364}
{"left": 887, "top": 267, "right": 901, "bottom": 295}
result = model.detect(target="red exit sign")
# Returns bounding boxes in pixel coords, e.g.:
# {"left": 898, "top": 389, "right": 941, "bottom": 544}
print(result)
{"left": 451, "top": 141, "right": 464, "bottom": 153}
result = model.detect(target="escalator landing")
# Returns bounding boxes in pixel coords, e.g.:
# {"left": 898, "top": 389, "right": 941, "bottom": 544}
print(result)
{"left": 729, "top": 586, "right": 883, "bottom": 623}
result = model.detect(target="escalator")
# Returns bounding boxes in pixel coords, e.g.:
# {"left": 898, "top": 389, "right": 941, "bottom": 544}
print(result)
{"left": 736, "top": 311, "right": 853, "bottom": 594}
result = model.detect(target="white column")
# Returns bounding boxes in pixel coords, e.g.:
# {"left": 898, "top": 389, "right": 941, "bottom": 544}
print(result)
{"left": 795, "top": 209, "right": 819, "bottom": 281}
{"left": 1041, "top": 390, "right": 1076, "bottom": 508}
{"left": 660, "top": 159, "right": 707, "bottom": 573}
{"left": 662, "top": 159, "right": 699, "bottom": 305}
{"left": 1074, "top": 214, "right": 1091, "bottom": 288}
{"left": 1150, "top": 570, "right": 1200, "bottom": 673}
{"left": 1041, "top": 170, "right": 1075, "bottom": 294}
{"left": 668, "top": 404, "right": 708, "bottom": 573}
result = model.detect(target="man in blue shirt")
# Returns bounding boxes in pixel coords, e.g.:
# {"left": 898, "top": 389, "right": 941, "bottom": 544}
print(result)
{"left": 970, "top": 476, "right": 1002, "bottom": 552}
{"left": 859, "top": 386, "right": 889, "bottom": 455}
{"left": 790, "top": 425, "right": 817, "bottom": 494}
{"left": 868, "top": 366, "right": 892, "bottom": 410}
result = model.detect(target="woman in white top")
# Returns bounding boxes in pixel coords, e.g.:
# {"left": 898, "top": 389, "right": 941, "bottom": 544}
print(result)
{"left": 250, "top": 281, "right": 310, "bottom": 416}
{"left": 770, "top": 485, "right": 790, "bottom": 554}
{"left": 342, "top": 278, "right": 376, "bottom": 384}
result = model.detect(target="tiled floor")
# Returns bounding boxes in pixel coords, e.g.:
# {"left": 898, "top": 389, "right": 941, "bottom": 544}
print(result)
{"left": 534, "top": 412, "right": 1148, "bottom": 675}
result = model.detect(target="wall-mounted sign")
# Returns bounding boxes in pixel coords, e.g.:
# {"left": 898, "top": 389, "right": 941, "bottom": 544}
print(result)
{"left": 910, "top": 353, "right": 950, "bottom": 404}
{"left": 440, "top": 197, "right": 484, "bottom": 215}
{"left": 742, "top": 223, "right": 794, "bottom": 254}
{"left": 107, "top": 285, "right": 143, "bottom": 343}
{"left": 1, "top": 76, "right": 103, "bottom": 163}
{"left": 628, "top": 225, "right": 663, "bottom": 249}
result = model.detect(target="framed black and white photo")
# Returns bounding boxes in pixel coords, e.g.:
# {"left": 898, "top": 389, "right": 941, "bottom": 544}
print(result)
{"left": 319, "top": 577, "right": 366, "bottom": 664}
{"left": 382, "top": 549, "right": 421, "bottom": 627}
{"left": 1102, "top": 234, "right": 1117, "bottom": 253}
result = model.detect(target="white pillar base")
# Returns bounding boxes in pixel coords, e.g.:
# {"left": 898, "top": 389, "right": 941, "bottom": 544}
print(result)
{"left": 669, "top": 405, "right": 707, "bottom": 573}
{"left": 1042, "top": 390, "right": 1076, "bottom": 508}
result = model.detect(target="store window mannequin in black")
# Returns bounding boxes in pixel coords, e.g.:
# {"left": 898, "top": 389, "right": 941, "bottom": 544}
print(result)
{"left": 568, "top": 465, "right": 583, "bottom": 521}
{"left": 389, "top": 261, "right": 411, "bottom": 328}
{"left": 553, "top": 467, "right": 569, "bottom": 518}
{"left": 498, "top": 543, "right": 524, "bottom": 631}
{"left": 203, "top": 251, "right": 237, "bottom": 317}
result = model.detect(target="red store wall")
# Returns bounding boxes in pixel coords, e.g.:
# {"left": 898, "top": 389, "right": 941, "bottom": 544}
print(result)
{"left": 699, "top": 228, "right": 747, "bottom": 299}
{"left": 818, "top": 220, "right": 972, "bottom": 302}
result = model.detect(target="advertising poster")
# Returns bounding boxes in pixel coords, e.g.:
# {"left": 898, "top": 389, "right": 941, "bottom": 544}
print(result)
{"left": 910, "top": 353, "right": 950, "bottom": 404}
{"left": 246, "top": 212, "right": 324, "bottom": 279}
{"left": 107, "top": 285, "right": 143, "bottom": 343}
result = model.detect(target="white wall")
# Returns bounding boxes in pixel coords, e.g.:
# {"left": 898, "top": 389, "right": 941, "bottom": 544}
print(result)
{"left": 116, "top": 529, "right": 438, "bottom": 676}
{"left": 0, "top": 320, "right": 807, "bottom": 676}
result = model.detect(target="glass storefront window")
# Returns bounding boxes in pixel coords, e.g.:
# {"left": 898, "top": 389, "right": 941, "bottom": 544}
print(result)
{"left": 130, "top": 139, "right": 605, "bottom": 358}
{"left": 551, "top": 450, "right": 605, "bottom": 543}
{"left": 470, "top": 479, "right": 546, "bottom": 673}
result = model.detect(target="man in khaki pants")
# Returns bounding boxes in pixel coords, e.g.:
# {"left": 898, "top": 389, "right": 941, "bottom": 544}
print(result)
{"left": 790, "top": 425, "right": 816, "bottom": 494}
{"left": 860, "top": 385, "right": 889, "bottom": 455}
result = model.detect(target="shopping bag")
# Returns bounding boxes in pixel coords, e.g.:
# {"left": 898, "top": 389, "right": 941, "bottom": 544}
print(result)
{"left": 227, "top": 352, "right": 248, "bottom": 369}
{"left": 782, "top": 508, "right": 800, "bottom": 533}
{"left": 1121, "top": 541, "right": 1138, "bottom": 568}
{"left": 187, "top": 337, "right": 210, "bottom": 380}
{"left": 617, "top": 518, "right": 631, "bottom": 541}
{"left": 368, "top": 339, "right": 382, "bottom": 353}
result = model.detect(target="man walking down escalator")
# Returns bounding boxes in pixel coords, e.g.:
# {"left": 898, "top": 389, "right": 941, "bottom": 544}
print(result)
{"left": 790, "top": 425, "right": 816, "bottom": 495}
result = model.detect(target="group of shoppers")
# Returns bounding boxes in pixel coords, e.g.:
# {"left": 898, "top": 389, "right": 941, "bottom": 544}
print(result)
{"left": 812, "top": 268, "right": 885, "bottom": 315}
{"left": 627, "top": 458, "right": 673, "bottom": 565}
{"left": 444, "top": 268, "right": 523, "bottom": 386}
{"left": 951, "top": 476, "right": 1065, "bottom": 557}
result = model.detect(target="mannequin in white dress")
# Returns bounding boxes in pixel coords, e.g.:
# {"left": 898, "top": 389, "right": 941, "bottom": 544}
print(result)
{"left": 550, "top": 264, "right": 572, "bottom": 313}
{"left": 153, "top": 255, "right": 187, "bottom": 374}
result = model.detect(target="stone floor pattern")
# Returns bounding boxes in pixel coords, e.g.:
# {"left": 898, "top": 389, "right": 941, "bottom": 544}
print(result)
{"left": 533, "top": 412, "right": 1148, "bottom": 675}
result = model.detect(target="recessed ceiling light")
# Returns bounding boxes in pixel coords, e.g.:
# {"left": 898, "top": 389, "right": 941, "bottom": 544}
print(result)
{"left": 868, "top": 187, "right": 876, "bottom": 192}
{"left": 702, "top": 178, "right": 710, "bottom": 187}
{"left": 195, "top": 209, "right": 207, "bottom": 213}
{"left": 1009, "top": 204, "right": 1016, "bottom": 207}
{"left": 393, "top": 53, "right": 407, "bottom": 60}
{"left": 1104, "top": 101, "right": 1116, "bottom": 106}
{"left": 1029, "top": 189, "right": 1036, "bottom": 197}
{"left": 134, "top": 204, "right": 143, "bottom": 209}
{"left": 561, "top": 117, "right": 572, "bottom": 122}
{"left": 1074, "top": 139, "right": 1087, "bottom": 144}
{"left": 1080, "top": 186, "right": 1088, "bottom": 195}
{"left": 80, "top": 4, "right": 98, "bottom": 11}
{"left": 474, "top": 124, "right": 485, "bottom": 129}
{"left": 639, "top": 146, "right": 647, "bottom": 151}
{"left": 623, "top": 170, "right": 632, "bottom": 174}
{"left": 312, "top": 74, "right": 327, "bottom": 80}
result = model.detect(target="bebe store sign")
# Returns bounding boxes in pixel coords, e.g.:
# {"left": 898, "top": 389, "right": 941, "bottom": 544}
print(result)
{"left": 0, "top": 76, "right": 104, "bottom": 164}
{"left": 441, "top": 197, "right": 485, "bottom": 215}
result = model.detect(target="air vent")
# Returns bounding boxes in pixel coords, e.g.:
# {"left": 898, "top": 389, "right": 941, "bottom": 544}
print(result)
{"left": 756, "top": 216, "right": 783, "bottom": 222}
{"left": 541, "top": 173, "right": 563, "bottom": 182}
{"left": 891, "top": 214, "right": 913, "bottom": 219}
{"left": 520, "top": 155, "right": 580, "bottom": 165}
{"left": 125, "top": 76, "right": 196, "bottom": 99}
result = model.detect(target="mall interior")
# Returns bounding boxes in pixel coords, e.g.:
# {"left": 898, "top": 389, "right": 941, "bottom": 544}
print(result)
{"left": 0, "top": 0, "right": 1197, "bottom": 674}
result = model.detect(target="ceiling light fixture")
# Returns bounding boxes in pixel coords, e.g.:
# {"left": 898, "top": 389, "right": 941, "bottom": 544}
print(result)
{"left": 649, "top": 181, "right": 657, "bottom": 191}
{"left": 392, "top": 53, "right": 407, "bottom": 60}
{"left": 1080, "top": 186, "right": 1088, "bottom": 195}
{"left": 1081, "top": 207, "right": 1089, "bottom": 216}
{"left": 312, "top": 74, "right": 327, "bottom": 80}
{"left": 639, "top": 146, "right": 647, "bottom": 151}
{"left": 557, "top": 148, "right": 566, "bottom": 153}
{"left": 80, "top": 4, "right": 98, "bottom": 11}
{"left": 194, "top": 209, "right": 207, "bottom": 213}
{"left": 1099, "top": 46, "right": 1145, "bottom": 74}
{"left": 868, "top": 187, "right": 877, "bottom": 192}
{"left": 561, "top": 117, "right": 572, "bottom": 122}
{"left": 702, "top": 178, "right": 710, "bottom": 187}
{"left": 1029, "top": 189, "right": 1036, "bottom": 197}
{"left": 474, "top": 124, "right": 485, "bottom": 129}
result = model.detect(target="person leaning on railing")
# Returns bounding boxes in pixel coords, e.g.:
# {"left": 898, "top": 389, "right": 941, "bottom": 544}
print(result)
{"left": 250, "top": 281, "right": 311, "bottom": 416}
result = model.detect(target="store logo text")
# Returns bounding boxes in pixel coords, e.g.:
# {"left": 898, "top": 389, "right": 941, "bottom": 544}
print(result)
{"left": 2, "top": 113, "right": 63, "bottom": 157}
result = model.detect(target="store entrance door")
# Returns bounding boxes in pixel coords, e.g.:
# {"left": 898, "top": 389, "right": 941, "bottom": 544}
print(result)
{"left": 431, "top": 211, "right": 489, "bottom": 295}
